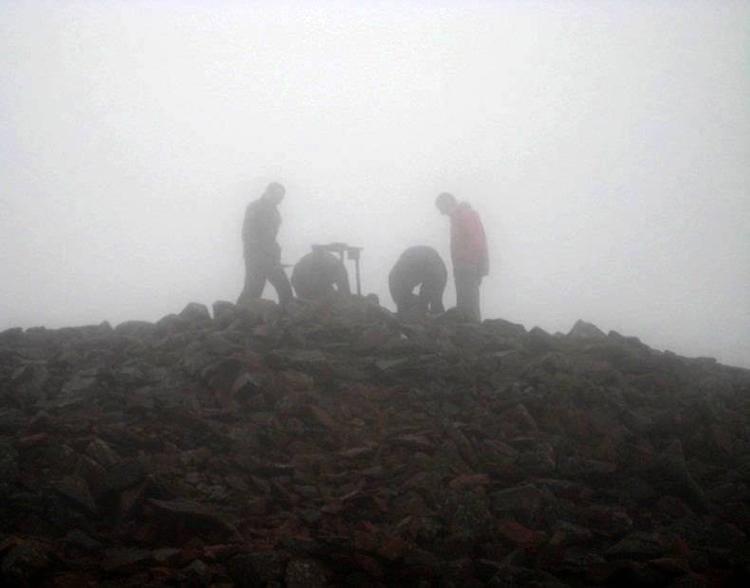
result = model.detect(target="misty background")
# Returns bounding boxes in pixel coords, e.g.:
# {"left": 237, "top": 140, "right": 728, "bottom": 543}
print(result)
{"left": 1, "top": 0, "right": 748, "bottom": 368}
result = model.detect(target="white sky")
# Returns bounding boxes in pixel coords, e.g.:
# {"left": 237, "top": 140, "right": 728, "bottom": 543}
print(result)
{"left": 1, "top": 0, "right": 748, "bottom": 367}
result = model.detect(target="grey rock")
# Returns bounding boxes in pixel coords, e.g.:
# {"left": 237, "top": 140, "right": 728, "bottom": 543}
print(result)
{"left": 498, "top": 403, "right": 538, "bottom": 432}
{"left": 517, "top": 445, "right": 557, "bottom": 476}
{"left": 567, "top": 319, "right": 607, "bottom": 340}
{"left": 102, "top": 547, "right": 152, "bottom": 572}
{"left": 285, "top": 558, "right": 331, "bottom": 588}
{"left": 201, "top": 357, "right": 245, "bottom": 388}
{"left": 605, "top": 532, "right": 666, "bottom": 559}
{"left": 618, "top": 476, "right": 658, "bottom": 504}
{"left": 234, "top": 298, "right": 279, "bottom": 326}
{"left": 0, "top": 438, "right": 19, "bottom": 482}
{"left": 583, "top": 505, "right": 633, "bottom": 536}
{"left": 179, "top": 302, "right": 211, "bottom": 323}
{"left": 669, "top": 573, "right": 710, "bottom": 588}
{"left": 608, "top": 330, "right": 648, "bottom": 349}
{"left": 102, "top": 460, "right": 146, "bottom": 494}
{"left": 557, "top": 456, "right": 617, "bottom": 479}
{"left": 114, "top": 320, "right": 156, "bottom": 338}
{"left": 647, "top": 440, "right": 709, "bottom": 513}
{"left": 0, "top": 326, "right": 24, "bottom": 343}
{"left": 228, "top": 552, "right": 288, "bottom": 586}
{"left": 527, "top": 326, "right": 563, "bottom": 352}
{"left": 0, "top": 408, "right": 25, "bottom": 434}
{"left": 488, "top": 565, "right": 568, "bottom": 587}
{"left": 184, "top": 558, "right": 210, "bottom": 578}
{"left": 549, "top": 547, "right": 605, "bottom": 575}
{"left": 271, "top": 349, "right": 331, "bottom": 371}
{"left": 483, "top": 318, "right": 527, "bottom": 338}
{"left": 85, "top": 438, "right": 120, "bottom": 467}
{"left": 1, "top": 543, "right": 50, "bottom": 584}
{"left": 491, "top": 484, "right": 554, "bottom": 525}
{"left": 181, "top": 340, "right": 219, "bottom": 376}
{"left": 11, "top": 362, "right": 49, "bottom": 404}
{"left": 64, "top": 529, "right": 103, "bottom": 551}
{"left": 440, "top": 489, "right": 494, "bottom": 540}
{"left": 147, "top": 498, "right": 240, "bottom": 540}
{"left": 204, "top": 332, "right": 239, "bottom": 354}
{"left": 155, "top": 313, "right": 189, "bottom": 335}
{"left": 152, "top": 548, "right": 181, "bottom": 564}
{"left": 51, "top": 476, "right": 97, "bottom": 515}
{"left": 551, "top": 521, "right": 594, "bottom": 545}
{"left": 212, "top": 300, "right": 237, "bottom": 326}
{"left": 61, "top": 369, "right": 99, "bottom": 398}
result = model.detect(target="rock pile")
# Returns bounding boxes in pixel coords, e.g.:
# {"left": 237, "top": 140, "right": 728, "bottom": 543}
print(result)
{"left": 1, "top": 298, "right": 749, "bottom": 586}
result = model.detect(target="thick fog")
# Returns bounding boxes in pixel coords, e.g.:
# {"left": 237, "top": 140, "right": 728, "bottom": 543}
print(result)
{"left": 1, "top": 1, "right": 748, "bottom": 367}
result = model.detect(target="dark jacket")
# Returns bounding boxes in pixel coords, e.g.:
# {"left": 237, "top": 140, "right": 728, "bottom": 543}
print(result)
{"left": 242, "top": 198, "right": 281, "bottom": 262}
{"left": 291, "top": 251, "right": 351, "bottom": 300}
{"left": 389, "top": 246, "right": 447, "bottom": 313}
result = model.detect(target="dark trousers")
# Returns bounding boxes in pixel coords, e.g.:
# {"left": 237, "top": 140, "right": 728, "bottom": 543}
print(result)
{"left": 454, "top": 265, "right": 482, "bottom": 322}
{"left": 418, "top": 280, "right": 446, "bottom": 314}
{"left": 238, "top": 256, "right": 293, "bottom": 306}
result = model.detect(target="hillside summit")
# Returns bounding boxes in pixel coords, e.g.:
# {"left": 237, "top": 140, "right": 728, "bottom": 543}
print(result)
{"left": 1, "top": 297, "right": 749, "bottom": 586}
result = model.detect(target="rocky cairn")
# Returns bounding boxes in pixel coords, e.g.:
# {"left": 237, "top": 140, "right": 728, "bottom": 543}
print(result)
{"left": 0, "top": 298, "right": 749, "bottom": 586}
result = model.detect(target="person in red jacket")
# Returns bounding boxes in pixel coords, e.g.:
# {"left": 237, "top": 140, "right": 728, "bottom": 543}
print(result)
{"left": 435, "top": 192, "right": 489, "bottom": 322}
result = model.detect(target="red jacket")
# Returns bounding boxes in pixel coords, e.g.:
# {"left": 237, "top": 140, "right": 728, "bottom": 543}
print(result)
{"left": 450, "top": 202, "right": 489, "bottom": 276}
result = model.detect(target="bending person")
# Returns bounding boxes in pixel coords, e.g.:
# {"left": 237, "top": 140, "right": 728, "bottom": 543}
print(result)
{"left": 291, "top": 248, "right": 351, "bottom": 301}
{"left": 389, "top": 246, "right": 447, "bottom": 316}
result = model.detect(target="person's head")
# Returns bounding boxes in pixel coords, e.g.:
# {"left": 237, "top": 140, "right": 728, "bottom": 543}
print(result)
{"left": 435, "top": 192, "right": 457, "bottom": 215}
{"left": 262, "top": 182, "right": 286, "bottom": 206}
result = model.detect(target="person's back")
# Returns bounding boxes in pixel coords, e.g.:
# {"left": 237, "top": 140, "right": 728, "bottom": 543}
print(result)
{"left": 291, "top": 250, "right": 351, "bottom": 301}
{"left": 389, "top": 246, "right": 447, "bottom": 315}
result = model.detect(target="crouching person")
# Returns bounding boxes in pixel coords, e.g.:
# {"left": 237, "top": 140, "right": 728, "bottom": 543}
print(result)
{"left": 389, "top": 246, "right": 447, "bottom": 318}
{"left": 291, "top": 247, "right": 351, "bottom": 301}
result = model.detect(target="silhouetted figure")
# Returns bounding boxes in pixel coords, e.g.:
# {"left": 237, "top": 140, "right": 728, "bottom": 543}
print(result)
{"left": 435, "top": 192, "right": 489, "bottom": 322}
{"left": 389, "top": 246, "right": 447, "bottom": 317}
{"left": 291, "top": 248, "right": 351, "bottom": 300}
{"left": 237, "top": 182, "right": 293, "bottom": 306}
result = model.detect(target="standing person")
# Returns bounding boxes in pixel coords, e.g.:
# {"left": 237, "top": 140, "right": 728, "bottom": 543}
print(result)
{"left": 389, "top": 246, "right": 447, "bottom": 317}
{"left": 291, "top": 247, "right": 351, "bottom": 300}
{"left": 237, "top": 182, "right": 293, "bottom": 306}
{"left": 435, "top": 192, "right": 489, "bottom": 322}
